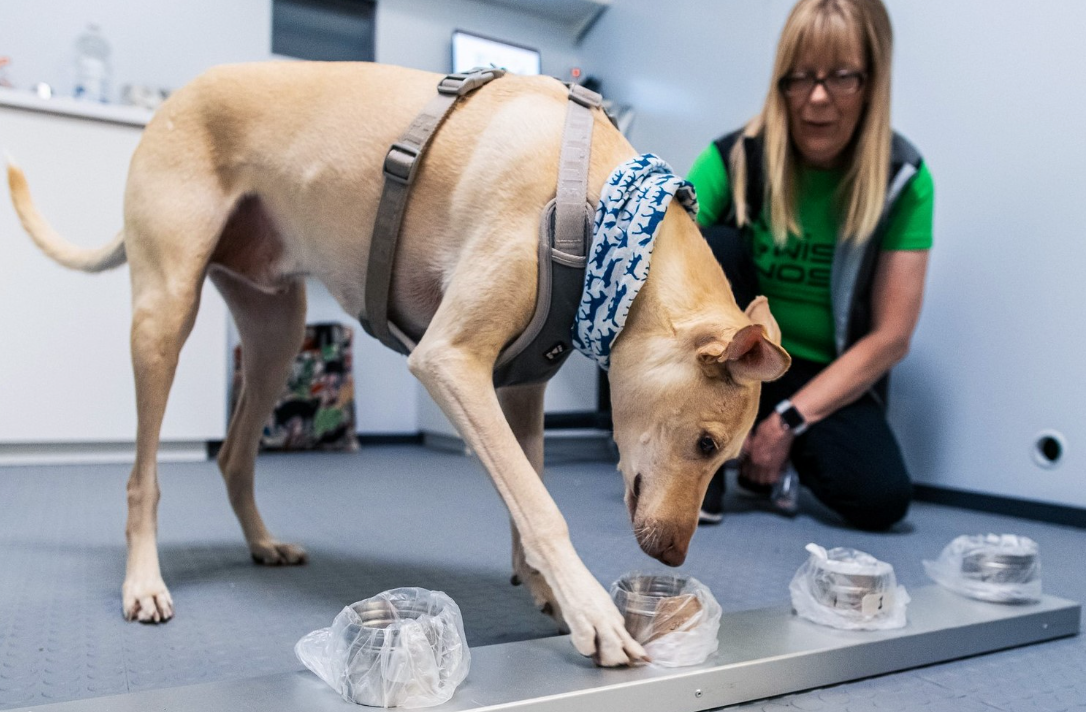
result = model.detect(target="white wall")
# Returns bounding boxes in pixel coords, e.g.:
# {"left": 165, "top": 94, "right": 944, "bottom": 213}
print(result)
{"left": 577, "top": 0, "right": 794, "bottom": 175}
{"left": 885, "top": 1, "right": 1086, "bottom": 508}
{"left": 580, "top": 0, "right": 1086, "bottom": 507}
{"left": 376, "top": 0, "right": 579, "bottom": 78}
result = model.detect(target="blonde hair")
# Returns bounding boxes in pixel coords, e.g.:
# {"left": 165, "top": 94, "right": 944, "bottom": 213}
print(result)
{"left": 731, "top": 0, "right": 893, "bottom": 245}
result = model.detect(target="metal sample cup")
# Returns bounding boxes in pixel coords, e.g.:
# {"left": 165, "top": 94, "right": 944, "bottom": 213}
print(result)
{"left": 342, "top": 598, "right": 442, "bottom": 706}
{"left": 790, "top": 544, "right": 909, "bottom": 630}
{"left": 295, "top": 588, "right": 470, "bottom": 708}
{"left": 809, "top": 558, "right": 896, "bottom": 616}
{"left": 960, "top": 550, "right": 1039, "bottom": 585}
{"left": 609, "top": 572, "right": 723, "bottom": 667}
{"left": 924, "top": 534, "right": 1042, "bottom": 604}
{"left": 612, "top": 574, "right": 703, "bottom": 643}
{"left": 925, "top": 531, "right": 1042, "bottom": 603}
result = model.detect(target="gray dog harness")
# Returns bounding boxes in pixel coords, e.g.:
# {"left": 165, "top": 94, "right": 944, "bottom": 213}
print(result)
{"left": 358, "top": 68, "right": 602, "bottom": 387}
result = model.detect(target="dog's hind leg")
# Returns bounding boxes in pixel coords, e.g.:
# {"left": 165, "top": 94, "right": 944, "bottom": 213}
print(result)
{"left": 122, "top": 238, "right": 216, "bottom": 622}
{"left": 498, "top": 384, "right": 568, "bottom": 633}
{"left": 210, "top": 269, "right": 308, "bottom": 565}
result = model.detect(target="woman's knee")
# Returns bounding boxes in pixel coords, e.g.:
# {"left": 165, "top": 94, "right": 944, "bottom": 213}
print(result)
{"left": 797, "top": 402, "right": 913, "bottom": 530}
{"left": 798, "top": 448, "right": 913, "bottom": 530}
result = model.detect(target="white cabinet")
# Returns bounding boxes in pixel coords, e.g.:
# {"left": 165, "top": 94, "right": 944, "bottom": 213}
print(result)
{"left": 0, "top": 90, "right": 228, "bottom": 464}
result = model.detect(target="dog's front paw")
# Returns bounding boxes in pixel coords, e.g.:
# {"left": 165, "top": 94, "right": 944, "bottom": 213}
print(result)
{"left": 122, "top": 577, "right": 174, "bottom": 623}
{"left": 250, "top": 540, "right": 308, "bottom": 566}
{"left": 563, "top": 579, "right": 648, "bottom": 667}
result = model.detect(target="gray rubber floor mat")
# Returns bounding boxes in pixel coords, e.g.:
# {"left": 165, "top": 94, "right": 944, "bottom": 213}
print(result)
{"left": 1, "top": 445, "right": 1084, "bottom": 710}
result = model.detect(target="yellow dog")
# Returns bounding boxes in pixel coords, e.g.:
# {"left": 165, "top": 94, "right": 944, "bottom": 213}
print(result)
{"left": 8, "top": 62, "right": 788, "bottom": 666}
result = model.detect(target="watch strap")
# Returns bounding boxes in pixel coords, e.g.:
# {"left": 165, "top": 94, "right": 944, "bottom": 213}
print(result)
{"left": 775, "top": 399, "right": 809, "bottom": 436}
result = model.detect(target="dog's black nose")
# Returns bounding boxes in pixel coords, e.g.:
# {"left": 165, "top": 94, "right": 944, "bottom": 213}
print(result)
{"left": 635, "top": 520, "right": 692, "bottom": 567}
{"left": 657, "top": 544, "right": 687, "bottom": 567}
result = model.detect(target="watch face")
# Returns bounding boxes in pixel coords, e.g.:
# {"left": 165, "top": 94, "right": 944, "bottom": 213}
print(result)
{"left": 780, "top": 406, "right": 804, "bottom": 431}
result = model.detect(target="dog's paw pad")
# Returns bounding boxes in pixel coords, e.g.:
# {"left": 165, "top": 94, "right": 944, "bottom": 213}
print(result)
{"left": 122, "top": 582, "right": 174, "bottom": 623}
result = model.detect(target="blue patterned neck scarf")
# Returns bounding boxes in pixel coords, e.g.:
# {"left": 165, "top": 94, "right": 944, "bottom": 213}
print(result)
{"left": 572, "top": 154, "right": 698, "bottom": 370}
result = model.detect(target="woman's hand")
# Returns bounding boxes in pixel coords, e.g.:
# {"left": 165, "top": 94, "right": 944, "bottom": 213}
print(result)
{"left": 741, "top": 413, "right": 794, "bottom": 485}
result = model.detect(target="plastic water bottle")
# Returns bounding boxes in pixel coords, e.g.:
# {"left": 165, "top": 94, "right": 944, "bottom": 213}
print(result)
{"left": 73, "top": 24, "right": 111, "bottom": 103}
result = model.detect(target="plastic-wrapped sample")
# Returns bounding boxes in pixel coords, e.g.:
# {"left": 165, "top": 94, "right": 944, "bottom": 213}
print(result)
{"left": 295, "top": 588, "right": 470, "bottom": 708}
{"left": 610, "top": 572, "right": 722, "bottom": 667}
{"left": 923, "top": 534, "right": 1041, "bottom": 603}
{"left": 790, "top": 543, "right": 909, "bottom": 630}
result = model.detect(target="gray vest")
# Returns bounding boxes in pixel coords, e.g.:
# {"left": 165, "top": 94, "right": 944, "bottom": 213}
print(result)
{"left": 711, "top": 130, "right": 924, "bottom": 403}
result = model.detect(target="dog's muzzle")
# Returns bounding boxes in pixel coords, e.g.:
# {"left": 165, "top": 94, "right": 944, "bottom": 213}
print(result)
{"left": 635, "top": 519, "right": 692, "bottom": 567}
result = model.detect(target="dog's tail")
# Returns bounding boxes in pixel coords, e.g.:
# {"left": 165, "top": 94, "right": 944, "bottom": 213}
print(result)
{"left": 6, "top": 158, "right": 127, "bottom": 272}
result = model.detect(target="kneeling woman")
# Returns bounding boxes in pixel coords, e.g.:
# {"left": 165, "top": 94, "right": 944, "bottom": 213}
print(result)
{"left": 690, "top": 0, "right": 933, "bottom": 530}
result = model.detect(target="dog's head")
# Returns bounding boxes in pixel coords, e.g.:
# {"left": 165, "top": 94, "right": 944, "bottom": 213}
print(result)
{"left": 609, "top": 291, "right": 790, "bottom": 566}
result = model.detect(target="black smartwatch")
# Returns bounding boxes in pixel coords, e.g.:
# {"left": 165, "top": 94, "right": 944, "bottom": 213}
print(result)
{"left": 774, "top": 399, "right": 809, "bottom": 436}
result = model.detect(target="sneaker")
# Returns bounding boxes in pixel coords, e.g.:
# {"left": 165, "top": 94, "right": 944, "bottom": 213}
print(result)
{"left": 698, "top": 508, "right": 724, "bottom": 525}
{"left": 770, "top": 468, "right": 800, "bottom": 516}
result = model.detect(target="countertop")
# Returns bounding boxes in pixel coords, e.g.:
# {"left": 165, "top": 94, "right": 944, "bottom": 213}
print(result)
{"left": 0, "top": 87, "right": 152, "bottom": 127}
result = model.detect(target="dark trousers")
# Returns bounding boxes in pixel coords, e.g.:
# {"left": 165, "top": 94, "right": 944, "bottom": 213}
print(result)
{"left": 700, "top": 226, "right": 912, "bottom": 531}
{"left": 754, "top": 357, "right": 913, "bottom": 530}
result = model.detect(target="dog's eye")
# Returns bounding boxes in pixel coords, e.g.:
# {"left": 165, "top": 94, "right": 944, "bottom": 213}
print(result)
{"left": 697, "top": 435, "right": 718, "bottom": 456}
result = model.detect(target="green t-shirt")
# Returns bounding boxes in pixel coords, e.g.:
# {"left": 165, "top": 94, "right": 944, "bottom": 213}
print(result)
{"left": 688, "top": 142, "right": 934, "bottom": 363}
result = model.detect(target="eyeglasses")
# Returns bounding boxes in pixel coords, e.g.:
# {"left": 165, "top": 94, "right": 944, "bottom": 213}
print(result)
{"left": 778, "top": 70, "right": 867, "bottom": 99}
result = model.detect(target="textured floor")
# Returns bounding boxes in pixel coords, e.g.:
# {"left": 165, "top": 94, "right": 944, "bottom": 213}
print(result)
{"left": 0, "top": 443, "right": 1083, "bottom": 710}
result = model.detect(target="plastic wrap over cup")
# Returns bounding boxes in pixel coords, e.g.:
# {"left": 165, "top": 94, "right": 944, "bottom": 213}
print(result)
{"left": 610, "top": 572, "right": 722, "bottom": 667}
{"left": 923, "top": 534, "right": 1041, "bottom": 603}
{"left": 295, "top": 588, "right": 470, "bottom": 708}
{"left": 790, "top": 543, "right": 909, "bottom": 630}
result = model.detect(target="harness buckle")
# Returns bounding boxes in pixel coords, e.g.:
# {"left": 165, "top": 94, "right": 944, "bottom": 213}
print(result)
{"left": 383, "top": 142, "right": 420, "bottom": 185}
{"left": 437, "top": 67, "right": 506, "bottom": 97}
{"left": 567, "top": 84, "right": 603, "bottom": 109}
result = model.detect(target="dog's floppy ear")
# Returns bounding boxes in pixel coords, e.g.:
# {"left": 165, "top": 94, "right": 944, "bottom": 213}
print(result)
{"left": 696, "top": 297, "right": 790, "bottom": 382}
{"left": 734, "top": 297, "right": 790, "bottom": 381}
{"left": 724, "top": 324, "right": 790, "bottom": 383}
{"left": 695, "top": 324, "right": 790, "bottom": 383}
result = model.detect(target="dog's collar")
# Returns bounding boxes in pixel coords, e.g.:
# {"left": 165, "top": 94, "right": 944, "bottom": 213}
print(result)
{"left": 572, "top": 154, "right": 698, "bottom": 370}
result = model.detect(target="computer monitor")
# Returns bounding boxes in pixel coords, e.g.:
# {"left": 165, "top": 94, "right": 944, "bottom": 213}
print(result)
{"left": 451, "top": 30, "right": 541, "bottom": 75}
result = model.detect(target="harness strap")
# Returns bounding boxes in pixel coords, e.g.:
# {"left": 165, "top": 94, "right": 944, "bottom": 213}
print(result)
{"left": 554, "top": 85, "right": 599, "bottom": 254}
{"left": 361, "top": 72, "right": 604, "bottom": 386}
{"left": 360, "top": 67, "right": 506, "bottom": 354}
{"left": 491, "top": 83, "right": 602, "bottom": 386}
